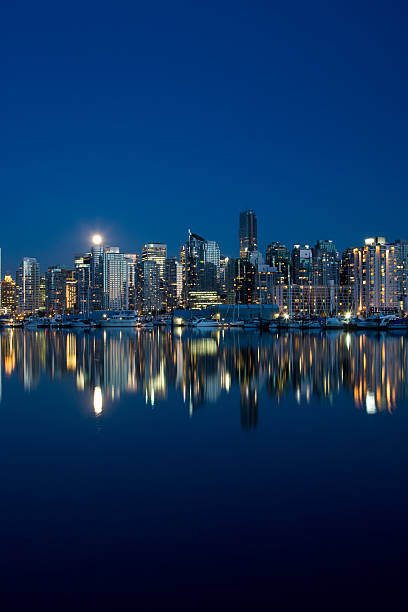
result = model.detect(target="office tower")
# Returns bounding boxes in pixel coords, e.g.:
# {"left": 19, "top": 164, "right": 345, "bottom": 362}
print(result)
{"left": 143, "top": 260, "right": 161, "bottom": 313}
{"left": 239, "top": 210, "right": 257, "bottom": 259}
{"left": 1, "top": 275, "right": 16, "bottom": 311}
{"left": 16, "top": 257, "right": 40, "bottom": 313}
{"left": 103, "top": 248, "right": 128, "bottom": 310}
{"left": 164, "top": 257, "right": 182, "bottom": 311}
{"left": 225, "top": 258, "right": 238, "bottom": 304}
{"left": 125, "top": 254, "right": 144, "bottom": 313}
{"left": 219, "top": 255, "right": 230, "bottom": 297}
{"left": 91, "top": 243, "right": 104, "bottom": 310}
{"left": 203, "top": 240, "right": 221, "bottom": 290}
{"left": 39, "top": 275, "right": 46, "bottom": 310}
{"left": 265, "top": 242, "right": 290, "bottom": 284}
{"left": 248, "top": 250, "right": 264, "bottom": 268}
{"left": 394, "top": 239, "right": 408, "bottom": 312}
{"left": 142, "top": 243, "right": 167, "bottom": 309}
{"left": 291, "top": 245, "right": 313, "bottom": 285}
{"left": 341, "top": 238, "right": 401, "bottom": 313}
{"left": 235, "top": 258, "right": 257, "bottom": 304}
{"left": 142, "top": 243, "right": 167, "bottom": 278}
{"left": 313, "top": 240, "right": 340, "bottom": 286}
{"left": 74, "top": 253, "right": 91, "bottom": 314}
{"left": 257, "top": 264, "right": 276, "bottom": 304}
{"left": 181, "top": 231, "right": 221, "bottom": 308}
{"left": 65, "top": 269, "right": 77, "bottom": 313}
{"left": 45, "top": 266, "right": 67, "bottom": 314}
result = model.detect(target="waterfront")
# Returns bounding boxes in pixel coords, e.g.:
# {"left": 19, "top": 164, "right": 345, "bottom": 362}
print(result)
{"left": 1, "top": 328, "right": 408, "bottom": 601}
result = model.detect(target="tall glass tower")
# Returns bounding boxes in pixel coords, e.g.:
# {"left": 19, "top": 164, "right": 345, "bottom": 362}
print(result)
{"left": 239, "top": 210, "right": 257, "bottom": 259}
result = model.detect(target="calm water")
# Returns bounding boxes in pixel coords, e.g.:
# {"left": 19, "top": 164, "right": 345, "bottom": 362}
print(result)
{"left": 1, "top": 327, "right": 408, "bottom": 601}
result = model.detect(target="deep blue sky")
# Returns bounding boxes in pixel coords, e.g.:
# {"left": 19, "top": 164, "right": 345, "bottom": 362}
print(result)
{"left": 1, "top": 0, "right": 407, "bottom": 273}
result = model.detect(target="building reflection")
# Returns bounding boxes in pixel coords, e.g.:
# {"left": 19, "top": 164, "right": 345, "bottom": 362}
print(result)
{"left": 0, "top": 328, "right": 407, "bottom": 427}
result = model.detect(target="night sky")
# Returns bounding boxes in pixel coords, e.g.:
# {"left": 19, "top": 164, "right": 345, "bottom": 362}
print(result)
{"left": 1, "top": 0, "right": 407, "bottom": 273}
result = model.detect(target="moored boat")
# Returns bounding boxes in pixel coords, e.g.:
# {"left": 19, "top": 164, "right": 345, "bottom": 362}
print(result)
{"left": 387, "top": 318, "right": 408, "bottom": 332}
{"left": 324, "top": 316, "right": 345, "bottom": 329}
{"left": 191, "top": 318, "right": 220, "bottom": 329}
{"left": 99, "top": 312, "right": 139, "bottom": 328}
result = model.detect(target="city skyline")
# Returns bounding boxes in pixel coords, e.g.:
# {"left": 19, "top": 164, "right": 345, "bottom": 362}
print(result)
{"left": 1, "top": 222, "right": 407, "bottom": 274}
{"left": 2, "top": 218, "right": 408, "bottom": 318}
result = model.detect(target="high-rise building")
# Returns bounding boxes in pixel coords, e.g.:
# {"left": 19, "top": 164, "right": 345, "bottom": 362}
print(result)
{"left": 181, "top": 231, "right": 221, "bottom": 308}
{"left": 219, "top": 255, "right": 230, "bottom": 297}
{"left": 143, "top": 260, "right": 161, "bottom": 313}
{"left": 125, "top": 254, "right": 143, "bottom": 313}
{"left": 74, "top": 253, "right": 91, "bottom": 314}
{"left": 395, "top": 239, "right": 408, "bottom": 311}
{"left": 203, "top": 240, "right": 221, "bottom": 291}
{"left": 142, "top": 243, "right": 167, "bottom": 279}
{"left": 65, "top": 269, "right": 77, "bottom": 313}
{"left": 340, "top": 237, "right": 401, "bottom": 313}
{"left": 1, "top": 275, "right": 16, "bottom": 312}
{"left": 265, "top": 242, "right": 290, "bottom": 284}
{"left": 164, "top": 257, "right": 182, "bottom": 311}
{"left": 103, "top": 247, "right": 128, "bottom": 310}
{"left": 235, "top": 258, "right": 257, "bottom": 304}
{"left": 16, "top": 257, "right": 40, "bottom": 313}
{"left": 312, "top": 240, "right": 340, "bottom": 287}
{"left": 142, "top": 243, "right": 167, "bottom": 309}
{"left": 90, "top": 243, "right": 104, "bottom": 310}
{"left": 257, "top": 264, "right": 276, "bottom": 304}
{"left": 45, "top": 266, "right": 67, "bottom": 314}
{"left": 291, "top": 245, "right": 313, "bottom": 285}
{"left": 39, "top": 275, "right": 46, "bottom": 311}
{"left": 239, "top": 210, "right": 257, "bottom": 259}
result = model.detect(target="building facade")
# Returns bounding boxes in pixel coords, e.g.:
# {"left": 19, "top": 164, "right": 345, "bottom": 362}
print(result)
{"left": 239, "top": 210, "right": 257, "bottom": 259}
{"left": 16, "top": 257, "right": 40, "bottom": 313}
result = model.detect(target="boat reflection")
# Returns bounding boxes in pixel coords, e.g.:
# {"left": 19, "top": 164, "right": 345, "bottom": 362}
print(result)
{"left": 0, "top": 328, "right": 407, "bottom": 428}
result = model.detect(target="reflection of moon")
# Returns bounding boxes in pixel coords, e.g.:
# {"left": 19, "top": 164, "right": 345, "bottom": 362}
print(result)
{"left": 93, "top": 386, "right": 103, "bottom": 415}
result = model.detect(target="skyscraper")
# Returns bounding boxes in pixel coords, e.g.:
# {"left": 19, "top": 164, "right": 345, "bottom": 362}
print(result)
{"left": 143, "top": 260, "right": 161, "bottom": 313}
{"left": 16, "top": 257, "right": 40, "bottom": 313}
{"left": 103, "top": 248, "right": 128, "bottom": 310}
{"left": 125, "top": 254, "right": 143, "bottom": 313}
{"left": 340, "top": 237, "right": 401, "bottom": 313}
{"left": 312, "top": 240, "right": 340, "bottom": 287}
{"left": 90, "top": 243, "right": 104, "bottom": 310}
{"left": 74, "top": 253, "right": 91, "bottom": 314}
{"left": 265, "top": 242, "right": 290, "bottom": 284}
{"left": 142, "top": 243, "right": 167, "bottom": 279}
{"left": 291, "top": 245, "right": 313, "bottom": 285}
{"left": 164, "top": 257, "right": 182, "bottom": 311}
{"left": 181, "top": 231, "right": 221, "bottom": 308}
{"left": 142, "top": 243, "right": 167, "bottom": 310}
{"left": 1, "top": 275, "right": 16, "bottom": 312}
{"left": 239, "top": 210, "right": 257, "bottom": 259}
{"left": 45, "top": 266, "right": 67, "bottom": 314}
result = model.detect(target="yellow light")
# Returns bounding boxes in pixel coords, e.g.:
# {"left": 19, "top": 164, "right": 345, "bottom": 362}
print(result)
{"left": 93, "top": 386, "right": 103, "bottom": 415}
{"left": 344, "top": 312, "right": 351, "bottom": 320}
{"left": 92, "top": 234, "right": 103, "bottom": 246}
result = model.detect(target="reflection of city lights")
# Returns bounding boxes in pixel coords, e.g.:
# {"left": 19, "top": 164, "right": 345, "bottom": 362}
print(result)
{"left": 345, "top": 333, "right": 351, "bottom": 350}
{"left": 76, "top": 370, "right": 85, "bottom": 390}
{"left": 93, "top": 386, "right": 103, "bottom": 415}
{"left": 366, "top": 391, "right": 376, "bottom": 414}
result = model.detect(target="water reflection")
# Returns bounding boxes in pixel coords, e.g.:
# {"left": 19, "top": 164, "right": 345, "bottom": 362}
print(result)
{"left": 0, "top": 328, "right": 407, "bottom": 428}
